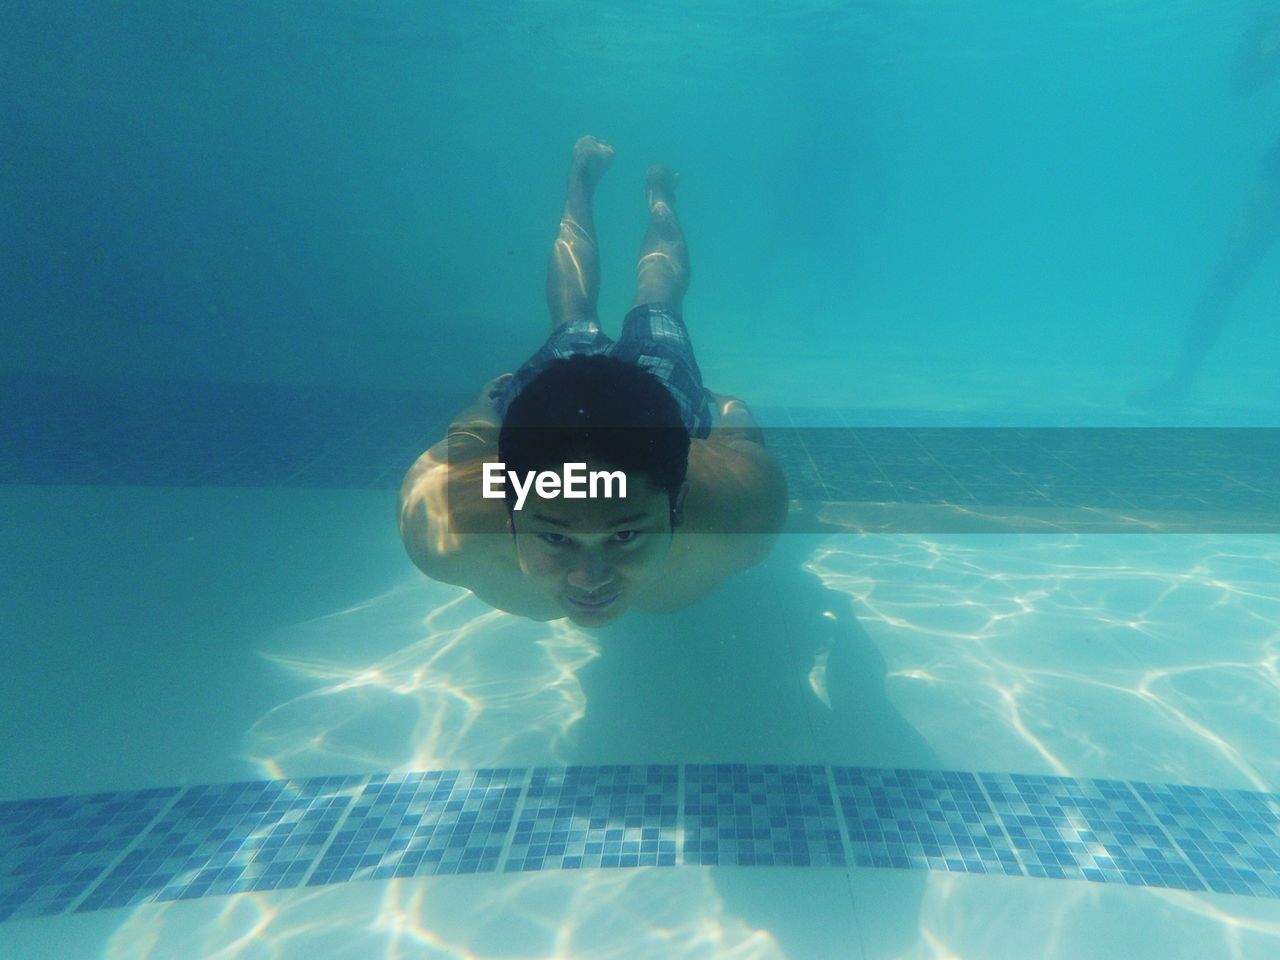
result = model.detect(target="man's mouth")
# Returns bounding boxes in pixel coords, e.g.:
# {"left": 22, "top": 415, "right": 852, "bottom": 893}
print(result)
{"left": 565, "top": 591, "right": 621, "bottom": 612}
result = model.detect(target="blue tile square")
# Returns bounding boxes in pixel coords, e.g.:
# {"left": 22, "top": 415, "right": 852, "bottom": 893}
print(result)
{"left": 981, "top": 774, "right": 1203, "bottom": 891}
{"left": 81, "top": 775, "right": 363, "bottom": 910}
{"left": 683, "top": 765, "right": 844, "bottom": 867}
{"left": 832, "top": 768, "right": 1018, "bottom": 876}
{"left": 1134, "top": 782, "right": 1280, "bottom": 897}
{"left": 505, "top": 766, "right": 677, "bottom": 872}
{"left": 311, "top": 769, "right": 521, "bottom": 886}
{"left": 0, "top": 788, "right": 179, "bottom": 921}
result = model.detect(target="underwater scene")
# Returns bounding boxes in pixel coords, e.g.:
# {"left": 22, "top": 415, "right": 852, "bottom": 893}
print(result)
{"left": 3, "top": 3, "right": 1279, "bottom": 958}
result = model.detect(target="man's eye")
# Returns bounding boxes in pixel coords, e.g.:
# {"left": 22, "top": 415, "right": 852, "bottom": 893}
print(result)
{"left": 612, "top": 530, "right": 639, "bottom": 544}
{"left": 540, "top": 533, "right": 568, "bottom": 546}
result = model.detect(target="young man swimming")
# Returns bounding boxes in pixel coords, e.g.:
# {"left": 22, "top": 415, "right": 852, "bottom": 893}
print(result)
{"left": 399, "top": 136, "right": 787, "bottom": 626}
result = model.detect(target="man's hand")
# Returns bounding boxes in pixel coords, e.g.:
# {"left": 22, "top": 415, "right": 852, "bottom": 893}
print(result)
{"left": 448, "top": 373, "right": 514, "bottom": 441}
{"left": 705, "top": 389, "right": 742, "bottom": 414}
{"left": 478, "top": 373, "right": 515, "bottom": 404}
{"left": 705, "top": 389, "right": 764, "bottom": 446}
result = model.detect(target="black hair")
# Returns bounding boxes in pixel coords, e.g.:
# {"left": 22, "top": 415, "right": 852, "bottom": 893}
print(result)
{"left": 498, "top": 354, "right": 691, "bottom": 518}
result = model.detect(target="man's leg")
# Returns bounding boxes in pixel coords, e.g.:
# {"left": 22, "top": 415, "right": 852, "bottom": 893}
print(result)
{"left": 631, "top": 165, "right": 690, "bottom": 310}
{"left": 546, "top": 136, "right": 615, "bottom": 330}
{"left": 1132, "top": 168, "right": 1280, "bottom": 405}
{"left": 1172, "top": 173, "right": 1280, "bottom": 381}
{"left": 615, "top": 164, "right": 715, "bottom": 439}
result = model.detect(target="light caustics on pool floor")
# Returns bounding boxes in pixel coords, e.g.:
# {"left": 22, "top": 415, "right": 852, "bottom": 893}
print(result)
{"left": 1, "top": 764, "right": 1277, "bottom": 924}
{"left": 5, "top": 535, "right": 1271, "bottom": 925}
{"left": 4, "top": 515, "right": 1278, "bottom": 952}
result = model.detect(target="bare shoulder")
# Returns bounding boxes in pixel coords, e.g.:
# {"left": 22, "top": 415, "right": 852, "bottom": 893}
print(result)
{"left": 664, "top": 434, "right": 789, "bottom": 585}
{"left": 398, "top": 434, "right": 508, "bottom": 579}
{"left": 399, "top": 435, "right": 562, "bottom": 619}
{"left": 632, "top": 437, "right": 787, "bottom": 613}
{"left": 685, "top": 434, "right": 789, "bottom": 537}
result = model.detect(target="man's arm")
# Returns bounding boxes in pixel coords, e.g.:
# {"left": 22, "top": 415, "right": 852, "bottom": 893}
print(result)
{"left": 399, "top": 376, "right": 513, "bottom": 580}
{"left": 442, "top": 373, "right": 513, "bottom": 445}
{"left": 398, "top": 436, "right": 495, "bottom": 581}
{"left": 691, "top": 391, "right": 788, "bottom": 569}
{"left": 705, "top": 390, "right": 765, "bottom": 446}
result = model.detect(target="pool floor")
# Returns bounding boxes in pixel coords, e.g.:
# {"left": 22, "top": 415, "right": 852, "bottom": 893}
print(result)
{"left": 2, "top": 485, "right": 1278, "bottom": 958}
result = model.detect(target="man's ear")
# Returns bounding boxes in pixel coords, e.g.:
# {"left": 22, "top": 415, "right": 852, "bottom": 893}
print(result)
{"left": 671, "top": 481, "right": 691, "bottom": 527}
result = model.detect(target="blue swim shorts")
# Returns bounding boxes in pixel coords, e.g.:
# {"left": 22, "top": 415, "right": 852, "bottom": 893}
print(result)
{"left": 498, "top": 303, "right": 714, "bottom": 439}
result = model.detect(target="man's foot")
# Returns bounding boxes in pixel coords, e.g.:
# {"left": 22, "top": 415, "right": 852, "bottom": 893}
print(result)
{"left": 570, "top": 136, "right": 615, "bottom": 189}
{"left": 646, "top": 164, "right": 679, "bottom": 210}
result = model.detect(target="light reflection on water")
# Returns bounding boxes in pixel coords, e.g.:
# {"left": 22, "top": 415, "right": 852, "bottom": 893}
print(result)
{"left": 246, "top": 582, "right": 600, "bottom": 777}
{"left": 806, "top": 534, "right": 1280, "bottom": 790}
{"left": 104, "top": 869, "right": 789, "bottom": 960}
{"left": 99, "top": 533, "right": 1280, "bottom": 959}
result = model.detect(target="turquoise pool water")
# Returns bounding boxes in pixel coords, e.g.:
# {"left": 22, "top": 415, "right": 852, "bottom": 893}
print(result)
{"left": 3, "top": 3, "right": 1279, "bottom": 958}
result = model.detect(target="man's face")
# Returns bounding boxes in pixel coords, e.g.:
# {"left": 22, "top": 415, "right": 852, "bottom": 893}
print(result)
{"left": 510, "top": 466, "right": 688, "bottom": 626}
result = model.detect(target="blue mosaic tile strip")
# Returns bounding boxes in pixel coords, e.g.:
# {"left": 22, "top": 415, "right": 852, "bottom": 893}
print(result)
{"left": 1133, "top": 782, "right": 1280, "bottom": 897}
{"left": 506, "top": 766, "right": 678, "bottom": 872}
{"left": 4, "top": 767, "right": 1279, "bottom": 922}
{"left": 78, "top": 776, "right": 363, "bottom": 912}
{"left": 683, "top": 765, "right": 845, "bottom": 867}
{"left": 309, "top": 769, "right": 523, "bottom": 885}
{"left": 832, "top": 768, "right": 1020, "bottom": 876}
{"left": 980, "top": 773, "right": 1204, "bottom": 891}
{"left": 0, "top": 787, "right": 179, "bottom": 922}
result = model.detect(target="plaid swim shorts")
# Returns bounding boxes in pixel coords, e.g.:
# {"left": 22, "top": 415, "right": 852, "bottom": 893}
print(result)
{"left": 498, "top": 303, "right": 714, "bottom": 439}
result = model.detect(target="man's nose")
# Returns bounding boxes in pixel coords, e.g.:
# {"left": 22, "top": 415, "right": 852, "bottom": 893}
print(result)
{"left": 567, "top": 554, "right": 616, "bottom": 590}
